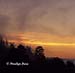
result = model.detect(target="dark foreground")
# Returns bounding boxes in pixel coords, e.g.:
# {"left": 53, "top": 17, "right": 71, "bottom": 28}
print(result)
{"left": 0, "top": 36, "right": 75, "bottom": 73}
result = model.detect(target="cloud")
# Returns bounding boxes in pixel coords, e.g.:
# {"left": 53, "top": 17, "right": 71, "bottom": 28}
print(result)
{"left": 0, "top": 0, "right": 75, "bottom": 36}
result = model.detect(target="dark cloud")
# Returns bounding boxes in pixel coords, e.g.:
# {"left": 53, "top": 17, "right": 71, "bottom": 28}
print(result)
{"left": 0, "top": 0, "right": 75, "bottom": 36}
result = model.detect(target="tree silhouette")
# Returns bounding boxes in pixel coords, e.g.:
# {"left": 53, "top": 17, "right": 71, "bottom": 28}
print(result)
{"left": 0, "top": 35, "right": 75, "bottom": 73}
{"left": 34, "top": 46, "right": 45, "bottom": 61}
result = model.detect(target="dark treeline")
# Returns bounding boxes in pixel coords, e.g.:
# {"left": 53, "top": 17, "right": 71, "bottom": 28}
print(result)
{"left": 0, "top": 35, "right": 75, "bottom": 73}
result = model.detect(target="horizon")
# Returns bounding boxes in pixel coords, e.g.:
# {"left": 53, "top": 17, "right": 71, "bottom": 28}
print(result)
{"left": 4, "top": 33, "right": 75, "bottom": 59}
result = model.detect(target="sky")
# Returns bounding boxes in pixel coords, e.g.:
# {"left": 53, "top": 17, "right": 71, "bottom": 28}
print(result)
{"left": 0, "top": 0, "right": 75, "bottom": 58}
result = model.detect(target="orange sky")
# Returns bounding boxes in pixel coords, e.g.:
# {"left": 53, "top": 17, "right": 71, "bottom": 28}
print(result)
{"left": 5, "top": 32, "right": 75, "bottom": 59}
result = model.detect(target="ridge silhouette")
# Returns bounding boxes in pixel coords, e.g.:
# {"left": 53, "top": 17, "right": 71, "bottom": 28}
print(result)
{"left": 0, "top": 35, "right": 75, "bottom": 73}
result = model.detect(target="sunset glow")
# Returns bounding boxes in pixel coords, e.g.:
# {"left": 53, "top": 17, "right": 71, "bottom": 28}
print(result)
{"left": 24, "top": 41, "right": 75, "bottom": 46}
